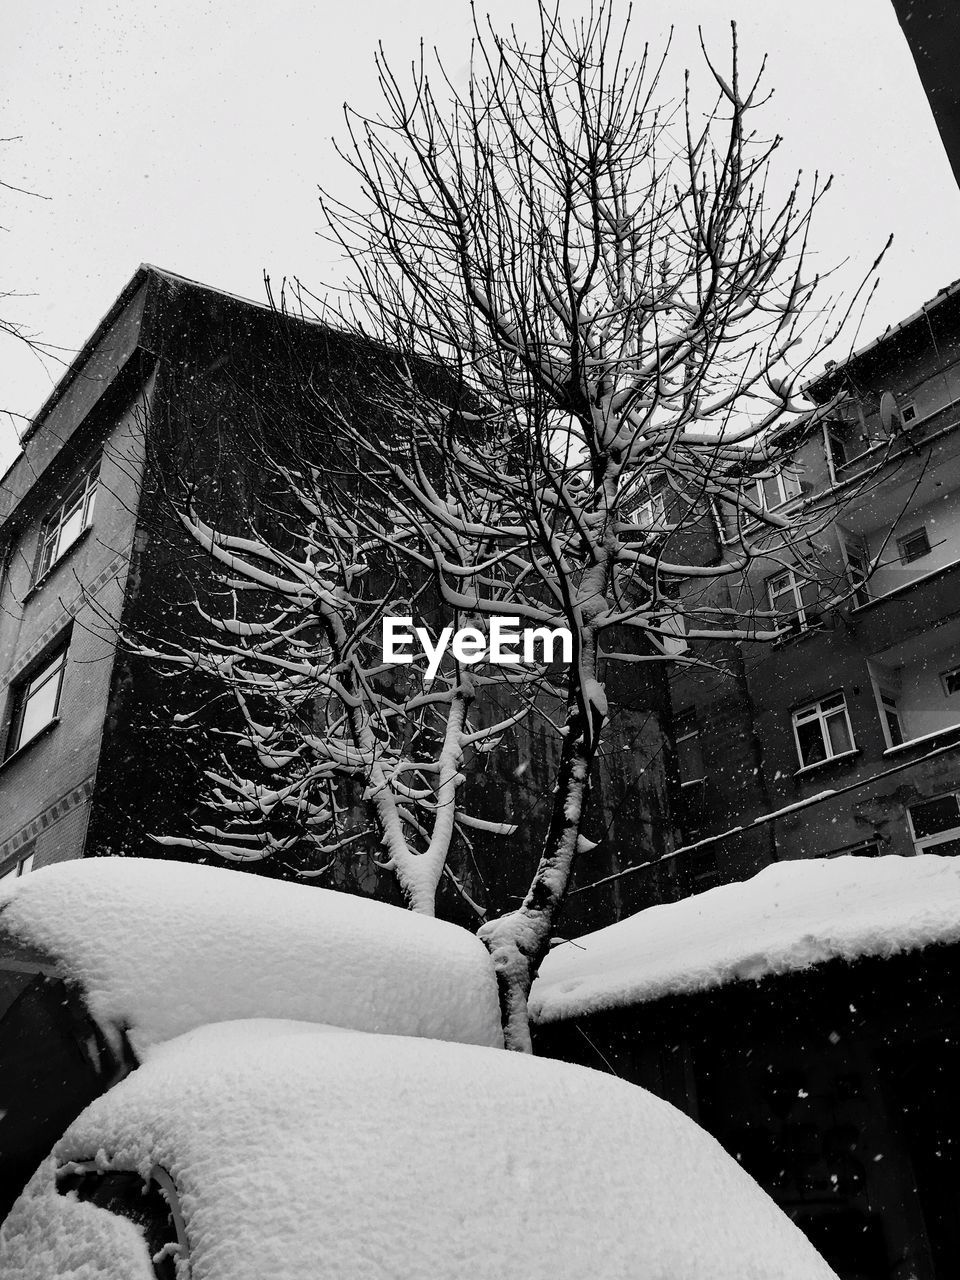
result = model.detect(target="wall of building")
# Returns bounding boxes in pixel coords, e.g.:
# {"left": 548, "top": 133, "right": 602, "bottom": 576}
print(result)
{"left": 0, "top": 378, "right": 150, "bottom": 874}
{"left": 657, "top": 290, "right": 960, "bottom": 885}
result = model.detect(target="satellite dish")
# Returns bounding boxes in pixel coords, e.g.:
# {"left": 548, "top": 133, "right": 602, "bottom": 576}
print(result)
{"left": 879, "top": 390, "right": 901, "bottom": 433}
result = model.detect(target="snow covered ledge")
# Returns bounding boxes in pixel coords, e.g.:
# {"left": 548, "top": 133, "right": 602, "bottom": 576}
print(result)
{"left": 530, "top": 854, "right": 960, "bottom": 1026}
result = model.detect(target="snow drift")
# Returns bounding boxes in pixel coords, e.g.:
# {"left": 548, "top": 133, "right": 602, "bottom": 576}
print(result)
{"left": 532, "top": 854, "right": 960, "bottom": 1024}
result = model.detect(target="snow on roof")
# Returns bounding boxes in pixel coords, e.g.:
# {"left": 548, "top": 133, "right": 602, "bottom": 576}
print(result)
{"left": 0, "top": 1157, "right": 154, "bottom": 1280}
{"left": 45, "top": 1020, "right": 834, "bottom": 1280}
{"left": 0, "top": 858, "right": 502, "bottom": 1053}
{"left": 532, "top": 854, "right": 960, "bottom": 1025}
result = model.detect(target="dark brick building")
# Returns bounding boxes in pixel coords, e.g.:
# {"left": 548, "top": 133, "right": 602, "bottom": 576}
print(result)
{"left": 606, "top": 280, "right": 960, "bottom": 904}
{"left": 0, "top": 266, "right": 673, "bottom": 933}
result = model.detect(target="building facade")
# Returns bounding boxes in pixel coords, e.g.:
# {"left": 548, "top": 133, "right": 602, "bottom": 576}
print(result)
{"left": 647, "top": 280, "right": 960, "bottom": 900}
{"left": 0, "top": 266, "right": 672, "bottom": 932}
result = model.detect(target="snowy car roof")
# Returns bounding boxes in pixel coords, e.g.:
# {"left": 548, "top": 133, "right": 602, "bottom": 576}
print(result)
{"left": 37, "top": 1019, "right": 835, "bottom": 1280}
{"left": 0, "top": 859, "right": 502, "bottom": 1054}
{"left": 531, "top": 854, "right": 960, "bottom": 1024}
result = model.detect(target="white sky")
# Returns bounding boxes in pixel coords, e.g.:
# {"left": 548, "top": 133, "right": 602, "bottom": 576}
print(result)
{"left": 2, "top": 0, "right": 959, "bottom": 474}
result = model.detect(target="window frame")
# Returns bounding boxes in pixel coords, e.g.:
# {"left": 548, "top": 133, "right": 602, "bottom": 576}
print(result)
{"left": 940, "top": 664, "right": 960, "bottom": 697}
{"left": 0, "top": 849, "right": 35, "bottom": 883}
{"left": 841, "top": 536, "right": 872, "bottom": 608}
{"left": 33, "top": 461, "right": 99, "bottom": 585}
{"left": 741, "top": 469, "right": 802, "bottom": 525}
{"left": 878, "top": 690, "right": 904, "bottom": 748}
{"left": 822, "top": 839, "right": 881, "bottom": 860}
{"left": 907, "top": 792, "right": 960, "bottom": 856}
{"left": 824, "top": 422, "right": 850, "bottom": 479}
{"left": 896, "top": 526, "right": 931, "bottom": 565}
{"left": 791, "top": 692, "right": 856, "bottom": 770}
{"left": 628, "top": 488, "right": 667, "bottom": 531}
{"left": 6, "top": 641, "right": 70, "bottom": 759}
{"left": 767, "top": 567, "right": 820, "bottom": 633}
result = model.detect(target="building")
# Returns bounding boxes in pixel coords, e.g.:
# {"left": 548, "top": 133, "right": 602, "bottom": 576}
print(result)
{"left": 534, "top": 278, "right": 960, "bottom": 1276}
{"left": 581, "top": 278, "right": 960, "bottom": 910}
{"left": 890, "top": 2, "right": 960, "bottom": 193}
{"left": 0, "top": 265, "right": 669, "bottom": 931}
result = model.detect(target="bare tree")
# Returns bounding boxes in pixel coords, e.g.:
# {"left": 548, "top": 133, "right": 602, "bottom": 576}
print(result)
{"left": 142, "top": 5, "right": 883, "bottom": 1049}
{"left": 0, "top": 137, "right": 62, "bottom": 435}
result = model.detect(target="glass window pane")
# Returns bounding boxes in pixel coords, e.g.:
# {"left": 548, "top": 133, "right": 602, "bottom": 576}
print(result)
{"left": 14, "top": 652, "right": 65, "bottom": 750}
{"left": 884, "top": 707, "right": 904, "bottom": 746}
{"left": 18, "top": 679, "right": 60, "bottom": 746}
{"left": 37, "top": 537, "right": 55, "bottom": 579}
{"left": 18, "top": 853, "right": 34, "bottom": 875}
{"left": 799, "top": 582, "right": 819, "bottom": 613}
{"left": 796, "top": 718, "right": 826, "bottom": 766}
{"left": 926, "top": 837, "right": 960, "bottom": 857}
{"left": 58, "top": 503, "right": 86, "bottom": 553}
{"left": 825, "top": 710, "right": 852, "bottom": 755}
{"left": 763, "top": 476, "right": 787, "bottom": 509}
{"left": 911, "top": 795, "right": 960, "bottom": 839}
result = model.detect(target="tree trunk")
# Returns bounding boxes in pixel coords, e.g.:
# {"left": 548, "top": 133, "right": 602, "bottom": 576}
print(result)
{"left": 479, "top": 698, "right": 600, "bottom": 1050}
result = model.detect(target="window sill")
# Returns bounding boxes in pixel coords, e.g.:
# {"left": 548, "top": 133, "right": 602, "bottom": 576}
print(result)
{"left": 0, "top": 718, "right": 61, "bottom": 772}
{"left": 23, "top": 525, "right": 93, "bottom": 602}
{"left": 773, "top": 624, "right": 825, "bottom": 649}
{"left": 680, "top": 777, "right": 706, "bottom": 788}
{"left": 883, "top": 723, "right": 960, "bottom": 757}
{"left": 794, "top": 748, "right": 860, "bottom": 777}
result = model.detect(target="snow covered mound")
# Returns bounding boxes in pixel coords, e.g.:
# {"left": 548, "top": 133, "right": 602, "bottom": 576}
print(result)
{"left": 0, "top": 858, "right": 502, "bottom": 1052}
{"left": 0, "top": 1157, "right": 154, "bottom": 1280}
{"left": 44, "top": 1020, "right": 835, "bottom": 1280}
{"left": 532, "top": 854, "right": 960, "bottom": 1024}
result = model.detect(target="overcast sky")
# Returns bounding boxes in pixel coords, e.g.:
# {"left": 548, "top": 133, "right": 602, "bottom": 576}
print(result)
{"left": 3, "top": 0, "right": 960, "bottom": 473}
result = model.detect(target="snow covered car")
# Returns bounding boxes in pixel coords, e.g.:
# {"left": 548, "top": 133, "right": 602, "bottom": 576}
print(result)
{"left": 0, "top": 858, "right": 502, "bottom": 1217}
{"left": 0, "top": 860, "right": 838, "bottom": 1278}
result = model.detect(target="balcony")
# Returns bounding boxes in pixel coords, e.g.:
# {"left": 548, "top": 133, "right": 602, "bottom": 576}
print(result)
{"left": 867, "top": 615, "right": 960, "bottom": 754}
{"left": 824, "top": 396, "right": 960, "bottom": 490}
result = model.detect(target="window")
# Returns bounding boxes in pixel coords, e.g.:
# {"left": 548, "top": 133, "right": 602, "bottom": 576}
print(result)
{"left": 748, "top": 469, "right": 802, "bottom": 512}
{"left": 628, "top": 488, "right": 666, "bottom": 531}
{"left": 0, "top": 849, "right": 34, "bottom": 883}
{"left": 741, "top": 469, "right": 802, "bottom": 526}
{"left": 825, "top": 424, "right": 849, "bottom": 473}
{"left": 908, "top": 793, "right": 960, "bottom": 856}
{"left": 879, "top": 691, "right": 904, "bottom": 747}
{"left": 674, "top": 709, "right": 705, "bottom": 782}
{"left": 823, "top": 839, "right": 880, "bottom": 860}
{"left": 767, "top": 568, "right": 820, "bottom": 632}
{"left": 7, "top": 643, "right": 69, "bottom": 757}
{"left": 842, "top": 538, "right": 872, "bottom": 608}
{"left": 35, "top": 462, "right": 99, "bottom": 583}
{"left": 941, "top": 664, "right": 960, "bottom": 697}
{"left": 896, "top": 527, "right": 930, "bottom": 565}
{"left": 792, "top": 693, "right": 855, "bottom": 769}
